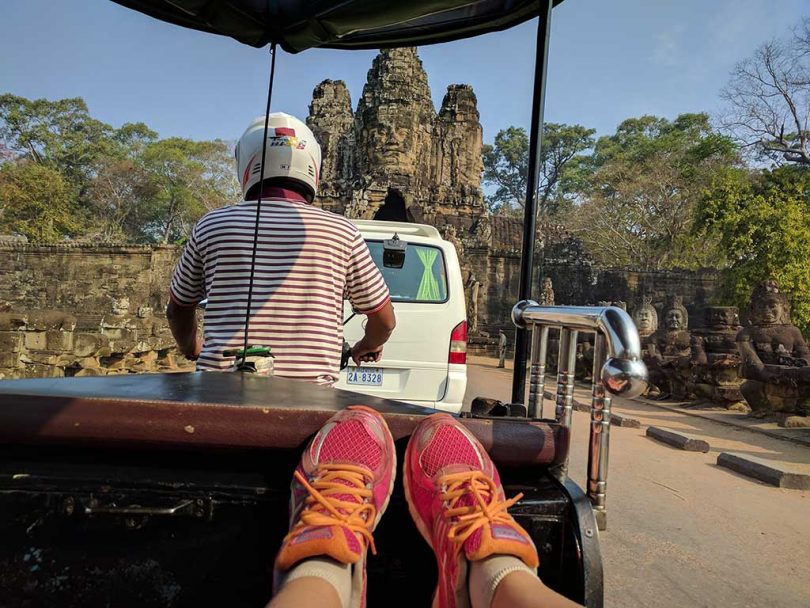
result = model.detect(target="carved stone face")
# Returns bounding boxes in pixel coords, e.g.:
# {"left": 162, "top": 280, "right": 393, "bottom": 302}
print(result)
{"left": 753, "top": 295, "right": 786, "bottom": 325}
{"left": 367, "top": 120, "right": 415, "bottom": 172}
{"left": 111, "top": 297, "right": 130, "bottom": 317}
{"left": 636, "top": 309, "right": 654, "bottom": 331}
{"left": 708, "top": 307, "right": 738, "bottom": 329}
{"left": 665, "top": 309, "right": 685, "bottom": 330}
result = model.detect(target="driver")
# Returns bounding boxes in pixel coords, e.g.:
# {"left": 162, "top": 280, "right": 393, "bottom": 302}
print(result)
{"left": 166, "top": 112, "right": 395, "bottom": 385}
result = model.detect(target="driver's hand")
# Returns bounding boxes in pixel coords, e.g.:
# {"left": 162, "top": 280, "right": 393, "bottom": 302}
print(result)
{"left": 351, "top": 341, "right": 383, "bottom": 365}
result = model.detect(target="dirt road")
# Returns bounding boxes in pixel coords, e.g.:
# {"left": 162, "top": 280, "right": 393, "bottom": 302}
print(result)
{"left": 465, "top": 359, "right": 810, "bottom": 608}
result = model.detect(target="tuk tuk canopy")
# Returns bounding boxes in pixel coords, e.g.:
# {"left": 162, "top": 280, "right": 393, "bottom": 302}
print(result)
{"left": 112, "top": 0, "right": 564, "bottom": 52}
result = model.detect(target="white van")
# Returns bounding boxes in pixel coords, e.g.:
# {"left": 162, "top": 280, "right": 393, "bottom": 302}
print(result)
{"left": 336, "top": 220, "right": 467, "bottom": 412}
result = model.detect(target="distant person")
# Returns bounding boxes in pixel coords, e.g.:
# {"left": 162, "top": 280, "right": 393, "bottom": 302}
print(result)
{"left": 268, "top": 407, "right": 581, "bottom": 608}
{"left": 498, "top": 330, "right": 508, "bottom": 368}
{"left": 166, "top": 113, "right": 395, "bottom": 385}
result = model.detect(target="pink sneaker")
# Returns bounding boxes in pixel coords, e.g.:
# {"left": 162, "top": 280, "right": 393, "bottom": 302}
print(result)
{"left": 404, "top": 413, "right": 539, "bottom": 608}
{"left": 274, "top": 405, "right": 396, "bottom": 607}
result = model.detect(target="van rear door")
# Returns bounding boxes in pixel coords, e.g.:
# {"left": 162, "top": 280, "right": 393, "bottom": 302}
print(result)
{"left": 339, "top": 240, "right": 457, "bottom": 403}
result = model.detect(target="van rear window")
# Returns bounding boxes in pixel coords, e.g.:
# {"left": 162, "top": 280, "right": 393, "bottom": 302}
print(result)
{"left": 365, "top": 241, "right": 448, "bottom": 303}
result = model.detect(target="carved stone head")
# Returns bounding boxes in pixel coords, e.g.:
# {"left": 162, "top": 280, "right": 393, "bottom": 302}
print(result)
{"left": 663, "top": 296, "right": 689, "bottom": 331}
{"left": 540, "top": 277, "right": 555, "bottom": 306}
{"left": 111, "top": 297, "right": 130, "bottom": 317}
{"left": 632, "top": 296, "right": 658, "bottom": 335}
{"left": 705, "top": 306, "right": 739, "bottom": 330}
{"left": 749, "top": 280, "right": 790, "bottom": 326}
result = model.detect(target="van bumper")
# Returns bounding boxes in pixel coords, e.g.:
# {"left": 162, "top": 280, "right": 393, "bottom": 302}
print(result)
{"left": 405, "top": 365, "right": 466, "bottom": 414}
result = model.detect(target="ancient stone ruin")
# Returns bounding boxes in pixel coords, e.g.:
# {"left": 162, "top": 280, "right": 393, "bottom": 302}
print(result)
{"left": 643, "top": 295, "right": 693, "bottom": 400}
{"left": 0, "top": 243, "right": 193, "bottom": 380}
{"left": 307, "top": 47, "right": 721, "bottom": 341}
{"left": 626, "top": 282, "right": 810, "bottom": 426}
{"left": 309, "top": 48, "right": 486, "bottom": 235}
{"left": 308, "top": 48, "right": 495, "bottom": 332}
{"left": 737, "top": 280, "right": 810, "bottom": 427}
{"left": 0, "top": 48, "right": 725, "bottom": 379}
{"left": 632, "top": 296, "right": 658, "bottom": 339}
{"left": 690, "top": 306, "right": 744, "bottom": 408}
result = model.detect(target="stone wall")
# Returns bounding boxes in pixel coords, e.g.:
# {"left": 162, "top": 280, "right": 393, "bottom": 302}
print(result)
{"left": 483, "top": 248, "right": 720, "bottom": 336}
{"left": 0, "top": 244, "right": 192, "bottom": 379}
{"left": 0, "top": 242, "right": 719, "bottom": 378}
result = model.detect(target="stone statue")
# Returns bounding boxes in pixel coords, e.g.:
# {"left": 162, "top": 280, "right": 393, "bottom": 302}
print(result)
{"left": 443, "top": 225, "right": 465, "bottom": 260}
{"left": 645, "top": 295, "right": 693, "bottom": 399}
{"left": 540, "top": 277, "right": 555, "bottom": 306}
{"left": 690, "top": 306, "right": 744, "bottom": 409}
{"left": 466, "top": 272, "right": 480, "bottom": 335}
{"left": 736, "top": 280, "right": 810, "bottom": 426}
{"left": 632, "top": 296, "right": 658, "bottom": 339}
{"left": 575, "top": 332, "right": 595, "bottom": 381}
{"left": 498, "top": 330, "right": 508, "bottom": 368}
{"left": 111, "top": 297, "right": 131, "bottom": 317}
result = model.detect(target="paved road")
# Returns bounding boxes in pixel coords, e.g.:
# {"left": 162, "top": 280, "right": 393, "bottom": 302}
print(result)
{"left": 464, "top": 359, "right": 810, "bottom": 608}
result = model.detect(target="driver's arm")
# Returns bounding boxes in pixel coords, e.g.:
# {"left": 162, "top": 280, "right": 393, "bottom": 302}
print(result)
{"left": 352, "top": 300, "right": 396, "bottom": 364}
{"left": 345, "top": 230, "right": 395, "bottom": 364}
{"left": 167, "top": 225, "right": 205, "bottom": 359}
{"left": 166, "top": 300, "right": 202, "bottom": 359}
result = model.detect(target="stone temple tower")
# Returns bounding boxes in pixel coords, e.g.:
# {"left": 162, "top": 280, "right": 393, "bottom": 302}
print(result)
{"left": 307, "top": 47, "right": 488, "bottom": 243}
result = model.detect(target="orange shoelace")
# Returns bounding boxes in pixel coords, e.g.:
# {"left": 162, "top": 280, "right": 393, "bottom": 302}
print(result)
{"left": 439, "top": 471, "right": 523, "bottom": 546}
{"left": 285, "top": 463, "right": 378, "bottom": 554}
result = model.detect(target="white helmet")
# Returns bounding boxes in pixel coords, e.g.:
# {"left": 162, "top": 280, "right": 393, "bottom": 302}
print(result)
{"left": 235, "top": 112, "right": 322, "bottom": 198}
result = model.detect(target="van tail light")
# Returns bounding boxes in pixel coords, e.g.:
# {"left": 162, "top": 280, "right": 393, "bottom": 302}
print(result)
{"left": 449, "top": 320, "right": 467, "bottom": 365}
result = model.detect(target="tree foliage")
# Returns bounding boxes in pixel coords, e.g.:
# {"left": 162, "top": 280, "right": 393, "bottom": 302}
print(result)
{"left": 0, "top": 162, "right": 80, "bottom": 241}
{"left": 137, "top": 138, "right": 238, "bottom": 243}
{"left": 0, "top": 94, "right": 237, "bottom": 243}
{"left": 721, "top": 18, "right": 810, "bottom": 166}
{"left": 482, "top": 123, "right": 594, "bottom": 216}
{"left": 564, "top": 113, "right": 739, "bottom": 269}
{"left": 698, "top": 166, "right": 810, "bottom": 332}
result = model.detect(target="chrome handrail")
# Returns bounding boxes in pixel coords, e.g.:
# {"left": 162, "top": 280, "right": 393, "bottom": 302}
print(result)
{"left": 511, "top": 300, "right": 649, "bottom": 529}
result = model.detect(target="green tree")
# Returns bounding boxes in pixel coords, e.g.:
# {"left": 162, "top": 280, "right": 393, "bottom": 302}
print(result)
{"left": 698, "top": 166, "right": 810, "bottom": 332}
{"left": 0, "top": 94, "right": 235, "bottom": 243}
{"left": 0, "top": 94, "right": 116, "bottom": 191}
{"left": 86, "top": 122, "right": 159, "bottom": 240}
{"left": 566, "top": 113, "right": 739, "bottom": 269}
{"left": 482, "top": 123, "right": 595, "bottom": 216}
{"left": 0, "top": 161, "right": 80, "bottom": 241}
{"left": 87, "top": 157, "right": 158, "bottom": 241}
{"left": 137, "top": 138, "right": 236, "bottom": 243}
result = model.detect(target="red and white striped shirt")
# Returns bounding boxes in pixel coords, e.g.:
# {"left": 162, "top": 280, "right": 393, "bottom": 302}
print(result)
{"left": 169, "top": 188, "right": 390, "bottom": 385}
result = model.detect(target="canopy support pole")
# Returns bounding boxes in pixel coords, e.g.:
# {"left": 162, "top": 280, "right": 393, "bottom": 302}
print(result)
{"left": 241, "top": 43, "right": 278, "bottom": 366}
{"left": 511, "top": 2, "right": 554, "bottom": 407}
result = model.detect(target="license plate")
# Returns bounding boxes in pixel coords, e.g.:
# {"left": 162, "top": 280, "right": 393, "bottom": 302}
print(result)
{"left": 347, "top": 367, "right": 383, "bottom": 386}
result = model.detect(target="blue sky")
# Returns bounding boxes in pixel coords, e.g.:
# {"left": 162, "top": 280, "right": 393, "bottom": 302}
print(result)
{"left": 1, "top": 0, "right": 808, "bottom": 145}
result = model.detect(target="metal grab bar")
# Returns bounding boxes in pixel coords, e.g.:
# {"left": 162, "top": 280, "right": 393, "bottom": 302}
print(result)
{"left": 511, "top": 300, "right": 649, "bottom": 529}
{"left": 512, "top": 301, "right": 648, "bottom": 399}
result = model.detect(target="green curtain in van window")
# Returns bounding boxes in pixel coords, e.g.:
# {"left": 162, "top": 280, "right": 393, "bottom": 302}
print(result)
{"left": 415, "top": 248, "right": 440, "bottom": 301}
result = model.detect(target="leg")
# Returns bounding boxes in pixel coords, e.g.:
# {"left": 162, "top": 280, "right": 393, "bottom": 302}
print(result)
{"left": 268, "top": 576, "right": 342, "bottom": 608}
{"left": 740, "top": 379, "right": 769, "bottom": 417}
{"left": 403, "top": 413, "right": 584, "bottom": 608}
{"left": 489, "top": 569, "right": 580, "bottom": 608}
{"left": 269, "top": 406, "right": 396, "bottom": 608}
